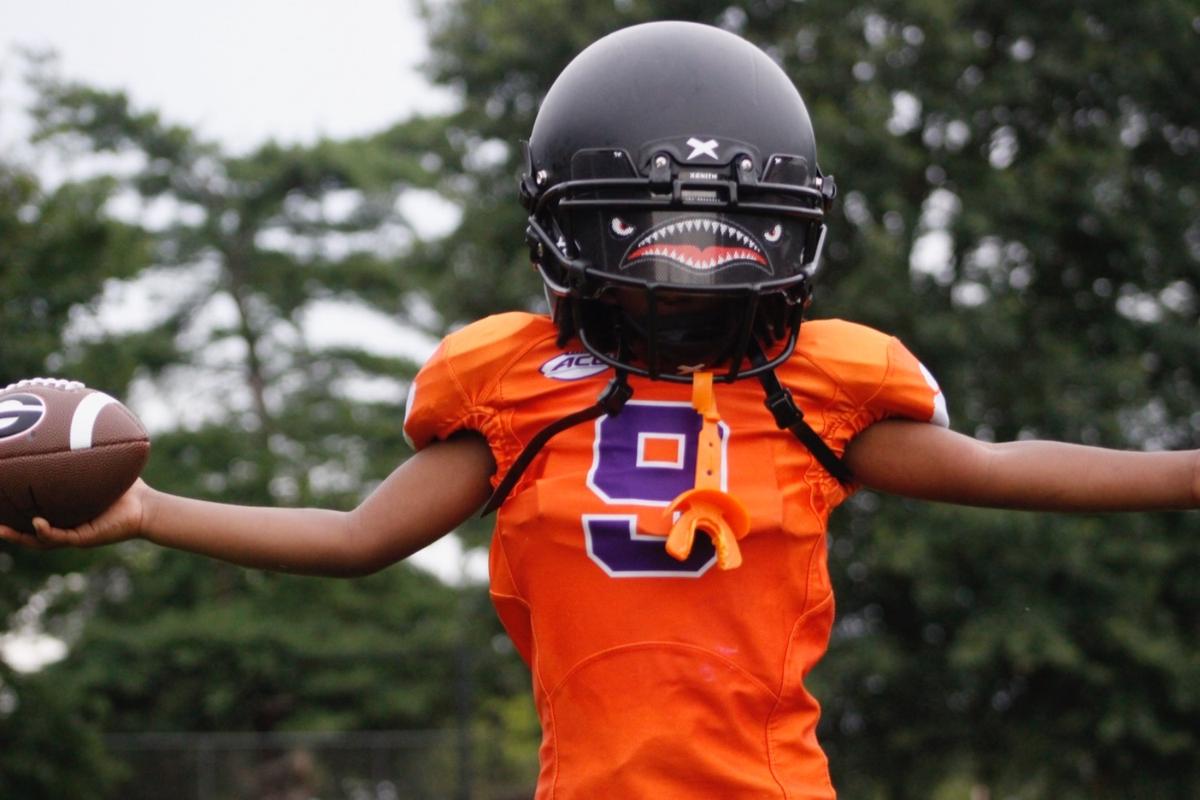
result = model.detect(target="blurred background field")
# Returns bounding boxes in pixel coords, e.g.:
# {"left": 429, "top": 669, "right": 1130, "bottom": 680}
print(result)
{"left": 1, "top": 1, "right": 1198, "bottom": 798}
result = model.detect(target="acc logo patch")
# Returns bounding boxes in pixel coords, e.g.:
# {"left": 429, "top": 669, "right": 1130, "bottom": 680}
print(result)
{"left": 0, "top": 394, "right": 47, "bottom": 440}
{"left": 540, "top": 352, "right": 608, "bottom": 381}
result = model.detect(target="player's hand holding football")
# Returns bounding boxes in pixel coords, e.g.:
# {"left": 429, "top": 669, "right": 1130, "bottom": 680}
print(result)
{"left": 0, "top": 479, "right": 148, "bottom": 550}
{"left": 0, "top": 378, "right": 152, "bottom": 547}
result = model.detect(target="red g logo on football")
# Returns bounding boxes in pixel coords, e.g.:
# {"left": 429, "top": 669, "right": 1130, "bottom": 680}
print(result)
{"left": 0, "top": 394, "right": 46, "bottom": 440}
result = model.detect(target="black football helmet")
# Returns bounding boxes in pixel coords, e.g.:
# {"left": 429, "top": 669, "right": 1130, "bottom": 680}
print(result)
{"left": 522, "top": 21, "right": 836, "bottom": 382}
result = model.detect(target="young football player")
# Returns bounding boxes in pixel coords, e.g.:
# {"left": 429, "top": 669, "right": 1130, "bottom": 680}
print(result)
{"left": 3, "top": 21, "right": 1197, "bottom": 799}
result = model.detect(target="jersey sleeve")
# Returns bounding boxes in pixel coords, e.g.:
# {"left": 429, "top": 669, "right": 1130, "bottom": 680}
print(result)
{"left": 869, "top": 336, "right": 949, "bottom": 428}
{"left": 402, "top": 338, "right": 471, "bottom": 451}
{"left": 792, "top": 320, "right": 949, "bottom": 432}
{"left": 403, "top": 314, "right": 522, "bottom": 451}
{"left": 402, "top": 312, "right": 557, "bottom": 484}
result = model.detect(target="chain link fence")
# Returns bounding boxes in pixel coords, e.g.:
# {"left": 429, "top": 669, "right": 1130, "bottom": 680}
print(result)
{"left": 103, "top": 729, "right": 536, "bottom": 800}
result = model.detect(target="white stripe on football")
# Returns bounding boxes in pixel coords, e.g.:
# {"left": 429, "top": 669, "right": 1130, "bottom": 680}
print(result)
{"left": 70, "top": 392, "right": 119, "bottom": 451}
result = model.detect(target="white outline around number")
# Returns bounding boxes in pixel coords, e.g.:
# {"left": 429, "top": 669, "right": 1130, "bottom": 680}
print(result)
{"left": 583, "top": 514, "right": 717, "bottom": 578}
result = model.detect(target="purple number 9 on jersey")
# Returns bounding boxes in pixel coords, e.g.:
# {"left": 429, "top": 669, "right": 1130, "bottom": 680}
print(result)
{"left": 583, "top": 402, "right": 726, "bottom": 577}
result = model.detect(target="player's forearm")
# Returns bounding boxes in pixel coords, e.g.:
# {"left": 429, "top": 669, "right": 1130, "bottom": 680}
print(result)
{"left": 973, "top": 440, "right": 1200, "bottom": 512}
{"left": 139, "top": 489, "right": 371, "bottom": 576}
{"left": 848, "top": 420, "right": 1200, "bottom": 512}
{"left": 132, "top": 436, "right": 493, "bottom": 577}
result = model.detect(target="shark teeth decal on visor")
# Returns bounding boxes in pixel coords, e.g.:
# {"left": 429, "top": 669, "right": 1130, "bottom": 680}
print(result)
{"left": 621, "top": 217, "right": 769, "bottom": 272}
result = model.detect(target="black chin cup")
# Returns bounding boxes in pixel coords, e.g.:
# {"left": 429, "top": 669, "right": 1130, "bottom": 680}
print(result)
{"left": 572, "top": 290, "right": 803, "bottom": 383}
{"left": 616, "top": 302, "right": 742, "bottom": 376}
{"left": 622, "top": 304, "right": 740, "bottom": 368}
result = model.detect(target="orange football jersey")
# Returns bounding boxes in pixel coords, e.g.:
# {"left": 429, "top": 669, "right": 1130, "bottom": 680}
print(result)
{"left": 404, "top": 312, "right": 947, "bottom": 799}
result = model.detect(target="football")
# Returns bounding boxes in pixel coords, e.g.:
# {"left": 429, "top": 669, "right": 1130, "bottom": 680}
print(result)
{"left": 0, "top": 378, "right": 150, "bottom": 534}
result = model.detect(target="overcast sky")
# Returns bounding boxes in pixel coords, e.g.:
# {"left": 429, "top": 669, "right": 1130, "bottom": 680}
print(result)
{"left": 0, "top": 0, "right": 455, "bottom": 154}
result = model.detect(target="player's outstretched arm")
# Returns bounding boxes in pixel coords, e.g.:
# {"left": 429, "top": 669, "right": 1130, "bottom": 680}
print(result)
{"left": 0, "top": 433, "right": 496, "bottom": 577}
{"left": 845, "top": 419, "right": 1200, "bottom": 512}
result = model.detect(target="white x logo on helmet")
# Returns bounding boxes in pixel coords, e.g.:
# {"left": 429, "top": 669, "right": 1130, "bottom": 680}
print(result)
{"left": 685, "top": 137, "right": 720, "bottom": 160}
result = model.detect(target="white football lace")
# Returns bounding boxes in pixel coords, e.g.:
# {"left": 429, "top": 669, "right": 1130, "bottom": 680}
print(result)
{"left": 3, "top": 377, "right": 87, "bottom": 392}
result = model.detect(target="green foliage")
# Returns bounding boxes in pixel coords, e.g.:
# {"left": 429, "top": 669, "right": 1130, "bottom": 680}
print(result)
{"left": 0, "top": 164, "right": 151, "bottom": 388}
{"left": 54, "top": 558, "right": 473, "bottom": 732}
{"left": 0, "top": 664, "right": 124, "bottom": 799}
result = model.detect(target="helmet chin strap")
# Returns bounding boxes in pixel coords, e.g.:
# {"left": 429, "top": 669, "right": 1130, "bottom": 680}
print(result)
{"left": 479, "top": 370, "right": 633, "bottom": 516}
{"left": 663, "top": 371, "right": 750, "bottom": 570}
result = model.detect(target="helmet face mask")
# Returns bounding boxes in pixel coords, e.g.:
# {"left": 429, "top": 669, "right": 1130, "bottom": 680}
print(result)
{"left": 580, "top": 287, "right": 760, "bottom": 379}
{"left": 523, "top": 22, "right": 835, "bottom": 382}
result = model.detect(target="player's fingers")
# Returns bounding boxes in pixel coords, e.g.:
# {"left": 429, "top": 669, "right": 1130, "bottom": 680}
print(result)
{"left": 0, "top": 524, "right": 27, "bottom": 544}
{"left": 34, "top": 516, "right": 101, "bottom": 549}
{"left": 0, "top": 521, "right": 58, "bottom": 550}
{"left": 33, "top": 516, "right": 100, "bottom": 549}
{"left": 32, "top": 517, "right": 72, "bottom": 548}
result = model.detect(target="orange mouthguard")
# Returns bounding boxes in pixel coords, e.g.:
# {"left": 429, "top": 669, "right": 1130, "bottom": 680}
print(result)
{"left": 664, "top": 371, "right": 750, "bottom": 569}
